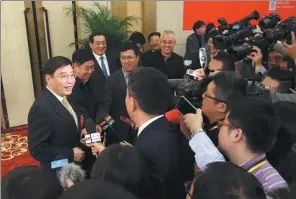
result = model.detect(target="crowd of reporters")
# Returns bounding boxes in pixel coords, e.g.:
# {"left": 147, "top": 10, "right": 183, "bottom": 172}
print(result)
{"left": 2, "top": 10, "right": 296, "bottom": 199}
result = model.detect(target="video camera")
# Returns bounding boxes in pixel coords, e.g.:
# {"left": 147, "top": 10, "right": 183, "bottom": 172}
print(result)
{"left": 214, "top": 12, "right": 296, "bottom": 62}
{"left": 217, "top": 10, "right": 260, "bottom": 33}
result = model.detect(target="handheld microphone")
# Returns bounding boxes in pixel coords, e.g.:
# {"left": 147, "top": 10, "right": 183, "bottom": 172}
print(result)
{"left": 81, "top": 119, "right": 101, "bottom": 145}
{"left": 99, "top": 115, "right": 131, "bottom": 145}
{"left": 59, "top": 163, "right": 85, "bottom": 190}
{"left": 199, "top": 47, "right": 211, "bottom": 75}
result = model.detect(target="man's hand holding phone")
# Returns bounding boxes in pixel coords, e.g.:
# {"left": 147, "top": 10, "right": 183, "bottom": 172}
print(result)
{"left": 183, "top": 109, "right": 203, "bottom": 135}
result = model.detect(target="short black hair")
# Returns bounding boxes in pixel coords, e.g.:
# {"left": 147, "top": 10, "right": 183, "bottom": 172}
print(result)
{"left": 206, "top": 23, "right": 216, "bottom": 34}
{"left": 1, "top": 166, "right": 63, "bottom": 199}
{"left": 192, "top": 20, "right": 205, "bottom": 32}
{"left": 207, "top": 29, "right": 221, "bottom": 42}
{"left": 43, "top": 56, "right": 72, "bottom": 76}
{"left": 227, "top": 96, "right": 281, "bottom": 153}
{"left": 148, "top": 32, "right": 161, "bottom": 42}
{"left": 213, "top": 52, "right": 235, "bottom": 71}
{"left": 91, "top": 144, "right": 149, "bottom": 197}
{"left": 211, "top": 71, "right": 246, "bottom": 103}
{"left": 193, "top": 162, "right": 265, "bottom": 199}
{"left": 72, "top": 48, "right": 94, "bottom": 64}
{"left": 58, "top": 180, "right": 139, "bottom": 199}
{"left": 129, "top": 31, "right": 146, "bottom": 45}
{"left": 127, "top": 67, "right": 172, "bottom": 115}
{"left": 120, "top": 41, "right": 140, "bottom": 56}
{"left": 89, "top": 32, "right": 106, "bottom": 44}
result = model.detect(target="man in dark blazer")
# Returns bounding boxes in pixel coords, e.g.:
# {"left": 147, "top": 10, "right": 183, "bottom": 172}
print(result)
{"left": 143, "top": 30, "right": 185, "bottom": 79}
{"left": 89, "top": 32, "right": 118, "bottom": 84}
{"left": 103, "top": 42, "right": 140, "bottom": 144}
{"left": 28, "top": 56, "right": 94, "bottom": 174}
{"left": 184, "top": 21, "right": 206, "bottom": 67}
{"left": 69, "top": 48, "right": 110, "bottom": 125}
{"left": 125, "top": 67, "right": 184, "bottom": 199}
{"left": 142, "top": 32, "right": 161, "bottom": 65}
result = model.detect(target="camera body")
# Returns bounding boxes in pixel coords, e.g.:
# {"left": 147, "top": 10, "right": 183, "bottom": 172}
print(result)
{"left": 259, "top": 13, "right": 281, "bottom": 30}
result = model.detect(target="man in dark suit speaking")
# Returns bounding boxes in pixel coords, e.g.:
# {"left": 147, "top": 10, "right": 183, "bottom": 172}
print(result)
{"left": 28, "top": 56, "right": 91, "bottom": 172}
{"left": 125, "top": 67, "right": 183, "bottom": 199}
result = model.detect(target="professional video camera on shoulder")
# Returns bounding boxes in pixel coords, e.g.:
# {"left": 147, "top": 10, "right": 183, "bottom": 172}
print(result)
{"left": 217, "top": 10, "right": 260, "bottom": 34}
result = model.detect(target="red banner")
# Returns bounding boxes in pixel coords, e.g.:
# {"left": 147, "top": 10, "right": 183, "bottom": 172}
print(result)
{"left": 183, "top": 1, "right": 296, "bottom": 30}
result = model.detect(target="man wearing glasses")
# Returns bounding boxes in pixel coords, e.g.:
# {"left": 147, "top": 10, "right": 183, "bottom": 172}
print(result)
{"left": 193, "top": 71, "right": 246, "bottom": 146}
{"left": 183, "top": 96, "right": 288, "bottom": 197}
{"left": 102, "top": 41, "right": 140, "bottom": 144}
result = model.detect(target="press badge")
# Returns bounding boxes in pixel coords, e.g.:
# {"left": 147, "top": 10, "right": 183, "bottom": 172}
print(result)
{"left": 51, "top": 158, "right": 69, "bottom": 169}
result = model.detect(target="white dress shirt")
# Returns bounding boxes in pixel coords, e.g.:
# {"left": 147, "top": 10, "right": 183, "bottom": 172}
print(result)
{"left": 137, "top": 115, "right": 164, "bottom": 137}
{"left": 93, "top": 53, "right": 110, "bottom": 76}
{"left": 46, "top": 86, "right": 78, "bottom": 126}
{"left": 189, "top": 130, "right": 225, "bottom": 171}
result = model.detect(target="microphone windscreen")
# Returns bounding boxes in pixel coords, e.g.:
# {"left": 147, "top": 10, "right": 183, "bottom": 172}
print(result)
{"left": 165, "top": 109, "right": 181, "bottom": 124}
{"left": 60, "top": 163, "right": 85, "bottom": 189}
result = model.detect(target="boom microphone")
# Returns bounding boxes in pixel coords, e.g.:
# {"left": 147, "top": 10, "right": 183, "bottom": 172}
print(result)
{"left": 59, "top": 163, "right": 85, "bottom": 190}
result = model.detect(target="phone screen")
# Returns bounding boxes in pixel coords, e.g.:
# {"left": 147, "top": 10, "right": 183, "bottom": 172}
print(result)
{"left": 175, "top": 96, "right": 197, "bottom": 115}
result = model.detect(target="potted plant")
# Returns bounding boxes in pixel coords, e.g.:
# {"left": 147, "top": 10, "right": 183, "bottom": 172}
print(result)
{"left": 64, "top": 2, "right": 139, "bottom": 50}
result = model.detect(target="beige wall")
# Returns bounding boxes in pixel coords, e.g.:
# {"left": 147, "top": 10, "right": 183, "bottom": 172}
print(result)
{"left": 156, "top": 1, "right": 191, "bottom": 57}
{"left": 1, "top": 1, "right": 35, "bottom": 126}
{"left": 126, "top": 1, "right": 143, "bottom": 32}
{"left": 42, "top": 1, "right": 76, "bottom": 59}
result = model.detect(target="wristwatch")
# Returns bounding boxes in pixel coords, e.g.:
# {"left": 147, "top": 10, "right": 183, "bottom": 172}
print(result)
{"left": 191, "top": 128, "right": 204, "bottom": 139}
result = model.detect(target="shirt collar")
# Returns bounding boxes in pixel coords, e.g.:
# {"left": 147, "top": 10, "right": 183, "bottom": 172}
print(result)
{"left": 137, "top": 115, "right": 164, "bottom": 137}
{"left": 93, "top": 52, "right": 106, "bottom": 60}
{"left": 46, "top": 86, "right": 64, "bottom": 103}
{"left": 240, "top": 154, "right": 266, "bottom": 169}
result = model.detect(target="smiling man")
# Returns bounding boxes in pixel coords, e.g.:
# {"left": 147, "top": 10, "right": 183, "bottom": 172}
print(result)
{"left": 28, "top": 56, "right": 89, "bottom": 172}
{"left": 143, "top": 30, "right": 185, "bottom": 79}
{"left": 102, "top": 41, "right": 140, "bottom": 144}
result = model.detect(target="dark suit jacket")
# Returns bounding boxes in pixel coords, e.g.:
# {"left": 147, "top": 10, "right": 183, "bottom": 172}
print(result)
{"left": 143, "top": 50, "right": 185, "bottom": 79}
{"left": 104, "top": 69, "right": 135, "bottom": 144}
{"left": 135, "top": 116, "right": 184, "bottom": 199}
{"left": 184, "top": 33, "right": 205, "bottom": 66}
{"left": 68, "top": 77, "right": 110, "bottom": 124}
{"left": 28, "top": 88, "right": 94, "bottom": 171}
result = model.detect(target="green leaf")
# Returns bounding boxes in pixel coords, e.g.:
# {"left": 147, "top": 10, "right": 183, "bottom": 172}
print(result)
{"left": 64, "top": 2, "right": 139, "bottom": 50}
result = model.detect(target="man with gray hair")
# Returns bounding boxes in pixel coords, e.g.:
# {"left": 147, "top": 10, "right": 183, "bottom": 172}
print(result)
{"left": 143, "top": 30, "right": 185, "bottom": 79}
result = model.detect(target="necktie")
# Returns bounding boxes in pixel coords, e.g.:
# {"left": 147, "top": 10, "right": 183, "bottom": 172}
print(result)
{"left": 62, "top": 97, "right": 76, "bottom": 121}
{"left": 100, "top": 56, "right": 108, "bottom": 77}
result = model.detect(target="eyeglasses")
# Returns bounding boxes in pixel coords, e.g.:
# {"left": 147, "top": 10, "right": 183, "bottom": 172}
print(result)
{"left": 204, "top": 93, "right": 226, "bottom": 103}
{"left": 120, "top": 56, "right": 136, "bottom": 61}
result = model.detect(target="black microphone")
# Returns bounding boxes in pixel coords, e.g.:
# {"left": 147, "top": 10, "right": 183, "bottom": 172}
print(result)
{"left": 98, "top": 115, "right": 131, "bottom": 145}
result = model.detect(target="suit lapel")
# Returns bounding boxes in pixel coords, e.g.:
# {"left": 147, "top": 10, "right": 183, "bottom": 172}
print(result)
{"left": 117, "top": 70, "right": 127, "bottom": 91}
{"left": 45, "top": 89, "right": 78, "bottom": 126}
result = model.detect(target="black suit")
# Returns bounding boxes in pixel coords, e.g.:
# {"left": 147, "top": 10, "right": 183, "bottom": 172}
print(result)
{"left": 143, "top": 50, "right": 185, "bottom": 79}
{"left": 135, "top": 116, "right": 184, "bottom": 199}
{"left": 68, "top": 77, "right": 110, "bottom": 124}
{"left": 28, "top": 88, "right": 94, "bottom": 172}
{"left": 92, "top": 52, "right": 118, "bottom": 84}
{"left": 104, "top": 69, "right": 135, "bottom": 144}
